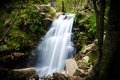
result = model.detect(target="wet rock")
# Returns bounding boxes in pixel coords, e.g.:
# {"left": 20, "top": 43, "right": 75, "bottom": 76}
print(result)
{"left": 52, "top": 73, "right": 84, "bottom": 80}
{"left": 60, "top": 70, "right": 67, "bottom": 76}
{"left": 82, "top": 56, "right": 89, "bottom": 63}
{"left": 73, "top": 69, "right": 87, "bottom": 77}
{"left": 81, "top": 42, "right": 96, "bottom": 55}
{"left": 26, "top": 74, "right": 39, "bottom": 80}
{"left": 65, "top": 59, "right": 78, "bottom": 76}
{"left": 53, "top": 72, "right": 67, "bottom": 80}
{"left": 77, "top": 60, "right": 85, "bottom": 69}
{"left": 77, "top": 57, "right": 90, "bottom": 70}
{"left": 74, "top": 42, "right": 97, "bottom": 61}
{"left": 68, "top": 76, "right": 83, "bottom": 80}
{"left": 88, "top": 65, "right": 93, "bottom": 73}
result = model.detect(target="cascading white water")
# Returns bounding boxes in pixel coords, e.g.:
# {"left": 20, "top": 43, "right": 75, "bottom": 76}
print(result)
{"left": 35, "top": 14, "right": 75, "bottom": 77}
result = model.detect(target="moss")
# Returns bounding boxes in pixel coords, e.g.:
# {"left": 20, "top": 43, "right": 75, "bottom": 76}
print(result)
{"left": 88, "top": 52, "right": 97, "bottom": 65}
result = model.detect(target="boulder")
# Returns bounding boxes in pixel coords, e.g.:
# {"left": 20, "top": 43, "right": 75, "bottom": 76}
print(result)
{"left": 65, "top": 59, "right": 78, "bottom": 76}
{"left": 77, "top": 60, "right": 85, "bottom": 69}
{"left": 53, "top": 72, "right": 67, "bottom": 80}
{"left": 68, "top": 76, "right": 83, "bottom": 80}
{"left": 74, "top": 42, "right": 97, "bottom": 61}
{"left": 52, "top": 72, "right": 84, "bottom": 80}
{"left": 73, "top": 69, "right": 87, "bottom": 77}
{"left": 80, "top": 42, "right": 96, "bottom": 55}
{"left": 60, "top": 70, "right": 67, "bottom": 76}
{"left": 82, "top": 56, "right": 89, "bottom": 63}
{"left": 77, "top": 56, "right": 90, "bottom": 70}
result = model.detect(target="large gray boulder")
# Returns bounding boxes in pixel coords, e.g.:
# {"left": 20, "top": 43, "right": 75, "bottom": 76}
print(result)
{"left": 65, "top": 59, "right": 78, "bottom": 76}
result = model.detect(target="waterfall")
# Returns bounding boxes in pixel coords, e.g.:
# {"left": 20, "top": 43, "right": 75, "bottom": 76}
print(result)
{"left": 35, "top": 14, "right": 76, "bottom": 77}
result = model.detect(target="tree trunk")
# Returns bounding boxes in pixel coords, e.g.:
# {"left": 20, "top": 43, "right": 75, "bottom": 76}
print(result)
{"left": 62, "top": 1, "right": 65, "bottom": 13}
{"left": 86, "top": 0, "right": 106, "bottom": 79}
{"left": 98, "top": 0, "right": 120, "bottom": 80}
{"left": 86, "top": 0, "right": 120, "bottom": 80}
{"left": 93, "top": 0, "right": 106, "bottom": 63}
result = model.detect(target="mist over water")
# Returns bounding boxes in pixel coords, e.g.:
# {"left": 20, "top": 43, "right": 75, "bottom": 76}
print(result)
{"left": 35, "top": 14, "right": 75, "bottom": 77}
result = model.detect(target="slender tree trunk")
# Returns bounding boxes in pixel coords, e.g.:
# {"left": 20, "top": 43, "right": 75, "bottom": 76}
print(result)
{"left": 93, "top": 2, "right": 106, "bottom": 78}
{"left": 86, "top": 0, "right": 106, "bottom": 79}
{"left": 93, "top": 0, "right": 106, "bottom": 63}
{"left": 62, "top": 1, "right": 65, "bottom": 13}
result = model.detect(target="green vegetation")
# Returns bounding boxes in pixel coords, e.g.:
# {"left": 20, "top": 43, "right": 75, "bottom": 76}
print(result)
{"left": 74, "top": 11, "right": 96, "bottom": 53}
{"left": 0, "top": 0, "right": 54, "bottom": 52}
{"left": 0, "top": 0, "right": 99, "bottom": 54}
{"left": 56, "top": 0, "right": 83, "bottom": 13}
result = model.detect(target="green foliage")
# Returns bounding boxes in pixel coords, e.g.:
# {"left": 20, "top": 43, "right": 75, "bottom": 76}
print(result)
{"left": 83, "top": 60, "right": 91, "bottom": 69}
{"left": 48, "top": 7, "right": 56, "bottom": 16}
{"left": 28, "top": 0, "right": 49, "bottom": 4}
{"left": 88, "top": 52, "right": 97, "bottom": 65}
{"left": 0, "top": 0, "right": 51, "bottom": 52}
{"left": 74, "top": 31, "right": 89, "bottom": 53}
{"left": 80, "top": 0, "right": 85, "bottom": 3}
{"left": 56, "top": 0, "right": 86, "bottom": 13}
{"left": 74, "top": 10, "right": 96, "bottom": 53}
{"left": 11, "top": 5, "right": 46, "bottom": 49}
{"left": 75, "top": 12, "right": 96, "bottom": 34}
{"left": 84, "top": 15, "right": 96, "bottom": 34}
{"left": 56, "top": 0, "right": 74, "bottom": 13}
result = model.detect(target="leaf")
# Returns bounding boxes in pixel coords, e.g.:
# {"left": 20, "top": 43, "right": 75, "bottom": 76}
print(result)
{"left": 20, "top": 14, "right": 27, "bottom": 18}
{"left": 30, "top": 25, "right": 38, "bottom": 32}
